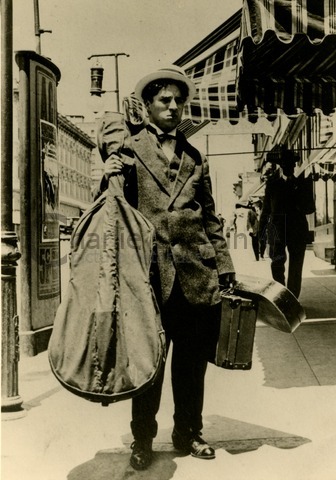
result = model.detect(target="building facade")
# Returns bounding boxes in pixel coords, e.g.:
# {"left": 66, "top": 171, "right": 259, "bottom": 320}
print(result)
{"left": 65, "top": 115, "right": 104, "bottom": 197}
{"left": 174, "top": 3, "right": 336, "bottom": 264}
{"left": 13, "top": 95, "right": 96, "bottom": 227}
{"left": 57, "top": 114, "right": 96, "bottom": 220}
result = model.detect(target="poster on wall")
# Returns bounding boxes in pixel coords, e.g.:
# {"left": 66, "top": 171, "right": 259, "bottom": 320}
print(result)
{"left": 40, "top": 119, "right": 59, "bottom": 242}
{"left": 38, "top": 119, "right": 60, "bottom": 299}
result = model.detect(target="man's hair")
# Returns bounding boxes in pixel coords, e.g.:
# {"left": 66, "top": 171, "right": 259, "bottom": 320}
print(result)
{"left": 142, "top": 78, "right": 189, "bottom": 103}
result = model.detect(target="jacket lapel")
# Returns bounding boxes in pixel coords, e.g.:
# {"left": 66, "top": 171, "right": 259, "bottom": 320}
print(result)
{"left": 168, "top": 153, "right": 195, "bottom": 206}
{"left": 169, "top": 132, "right": 196, "bottom": 206}
{"left": 131, "top": 128, "right": 197, "bottom": 203}
{"left": 132, "top": 129, "right": 171, "bottom": 195}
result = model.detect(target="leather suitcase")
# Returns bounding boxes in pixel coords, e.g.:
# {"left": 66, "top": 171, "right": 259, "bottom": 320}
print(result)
{"left": 214, "top": 294, "right": 257, "bottom": 370}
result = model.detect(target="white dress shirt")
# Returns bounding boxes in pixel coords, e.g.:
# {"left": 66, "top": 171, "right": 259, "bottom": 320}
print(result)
{"left": 148, "top": 122, "right": 177, "bottom": 162}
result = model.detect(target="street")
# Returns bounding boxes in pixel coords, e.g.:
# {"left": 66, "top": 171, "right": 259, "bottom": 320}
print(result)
{"left": 2, "top": 2, "right": 336, "bottom": 478}
{"left": 2, "top": 235, "right": 336, "bottom": 480}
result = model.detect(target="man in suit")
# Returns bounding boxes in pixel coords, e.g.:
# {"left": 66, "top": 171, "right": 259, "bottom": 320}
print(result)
{"left": 98, "top": 65, "right": 235, "bottom": 470}
{"left": 246, "top": 199, "right": 266, "bottom": 261}
{"left": 246, "top": 202, "right": 260, "bottom": 261}
{"left": 259, "top": 153, "right": 315, "bottom": 298}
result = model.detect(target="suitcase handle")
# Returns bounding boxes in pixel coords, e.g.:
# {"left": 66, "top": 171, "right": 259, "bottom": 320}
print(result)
{"left": 221, "top": 291, "right": 242, "bottom": 310}
{"left": 229, "top": 297, "right": 242, "bottom": 309}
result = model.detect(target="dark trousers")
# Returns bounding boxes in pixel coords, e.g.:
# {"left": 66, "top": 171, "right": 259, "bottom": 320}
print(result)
{"left": 131, "top": 279, "right": 221, "bottom": 440}
{"left": 269, "top": 238, "right": 306, "bottom": 298}
{"left": 250, "top": 234, "right": 259, "bottom": 261}
{"left": 259, "top": 236, "right": 266, "bottom": 258}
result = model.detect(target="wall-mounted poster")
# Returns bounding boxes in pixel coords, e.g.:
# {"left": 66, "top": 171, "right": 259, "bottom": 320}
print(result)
{"left": 40, "top": 119, "right": 59, "bottom": 242}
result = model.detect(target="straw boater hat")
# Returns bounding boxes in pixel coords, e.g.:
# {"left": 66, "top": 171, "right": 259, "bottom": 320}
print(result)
{"left": 134, "top": 65, "right": 196, "bottom": 104}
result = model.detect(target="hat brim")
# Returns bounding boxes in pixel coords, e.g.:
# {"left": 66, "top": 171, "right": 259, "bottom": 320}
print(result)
{"left": 134, "top": 70, "right": 196, "bottom": 104}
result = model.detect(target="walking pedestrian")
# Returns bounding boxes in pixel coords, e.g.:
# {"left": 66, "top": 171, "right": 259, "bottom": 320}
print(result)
{"left": 246, "top": 202, "right": 260, "bottom": 261}
{"left": 217, "top": 213, "right": 226, "bottom": 232}
{"left": 254, "top": 200, "right": 267, "bottom": 259}
{"left": 98, "top": 65, "right": 235, "bottom": 470}
{"left": 259, "top": 151, "right": 315, "bottom": 298}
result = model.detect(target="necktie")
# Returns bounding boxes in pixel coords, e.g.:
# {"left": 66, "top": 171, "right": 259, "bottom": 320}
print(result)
{"left": 147, "top": 125, "right": 175, "bottom": 143}
{"left": 157, "top": 132, "right": 176, "bottom": 143}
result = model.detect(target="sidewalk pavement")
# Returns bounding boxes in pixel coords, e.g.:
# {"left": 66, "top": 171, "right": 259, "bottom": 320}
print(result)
{"left": 2, "top": 241, "right": 336, "bottom": 480}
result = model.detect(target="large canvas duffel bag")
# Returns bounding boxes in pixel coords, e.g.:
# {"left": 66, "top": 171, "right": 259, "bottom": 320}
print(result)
{"left": 48, "top": 175, "right": 166, "bottom": 405}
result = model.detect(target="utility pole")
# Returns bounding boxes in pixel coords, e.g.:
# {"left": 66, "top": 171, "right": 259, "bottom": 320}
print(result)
{"left": 88, "top": 53, "right": 129, "bottom": 112}
{"left": 1, "top": 0, "right": 25, "bottom": 417}
{"left": 33, "top": 0, "right": 52, "bottom": 54}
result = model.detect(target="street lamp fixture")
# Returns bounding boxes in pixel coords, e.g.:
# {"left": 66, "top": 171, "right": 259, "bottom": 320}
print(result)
{"left": 88, "top": 52, "right": 129, "bottom": 112}
{"left": 90, "top": 59, "right": 105, "bottom": 96}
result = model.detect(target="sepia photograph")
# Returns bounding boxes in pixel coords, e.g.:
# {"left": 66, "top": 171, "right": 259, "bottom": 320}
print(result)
{"left": 2, "top": 1, "right": 336, "bottom": 479}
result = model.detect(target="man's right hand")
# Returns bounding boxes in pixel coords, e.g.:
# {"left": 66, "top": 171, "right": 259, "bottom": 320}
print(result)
{"left": 219, "top": 273, "right": 236, "bottom": 290}
{"left": 104, "top": 154, "right": 124, "bottom": 178}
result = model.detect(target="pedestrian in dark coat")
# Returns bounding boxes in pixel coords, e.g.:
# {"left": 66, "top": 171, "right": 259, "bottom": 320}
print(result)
{"left": 217, "top": 213, "right": 226, "bottom": 233}
{"left": 259, "top": 154, "right": 315, "bottom": 298}
{"left": 246, "top": 203, "right": 260, "bottom": 261}
{"left": 98, "top": 65, "right": 235, "bottom": 470}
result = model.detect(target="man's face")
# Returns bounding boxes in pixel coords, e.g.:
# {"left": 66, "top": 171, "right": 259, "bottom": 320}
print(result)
{"left": 146, "top": 84, "right": 186, "bottom": 132}
{"left": 282, "top": 161, "right": 294, "bottom": 177}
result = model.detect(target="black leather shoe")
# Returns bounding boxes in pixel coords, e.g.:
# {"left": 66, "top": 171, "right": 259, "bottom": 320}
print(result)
{"left": 130, "top": 439, "right": 153, "bottom": 470}
{"left": 172, "top": 429, "right": 215, "bottom": 459}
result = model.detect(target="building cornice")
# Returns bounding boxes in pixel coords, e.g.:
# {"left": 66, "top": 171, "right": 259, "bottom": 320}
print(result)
{"left": 58, "top": 113, "right": 96, "bottom": 149}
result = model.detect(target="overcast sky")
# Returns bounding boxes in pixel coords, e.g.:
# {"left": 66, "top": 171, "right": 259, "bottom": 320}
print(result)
{"left": 13, "top": 0, "right": 242, "bottom": 118}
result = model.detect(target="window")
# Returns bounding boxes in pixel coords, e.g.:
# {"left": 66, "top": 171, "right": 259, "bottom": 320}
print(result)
{"left": 315, "top": 179, "right": 332, "bottom": 226}
{"left": 208, "top": 86, "right": 219, "bottom": 102}
{"left": 274, "top": 0, "right": 292, "bottom": 35}
{"left": 208, "top": 86, "right": 219, "bottom": 118}
{"left": 307, "top": 0, "right": 325, "bottom": 39}
{"left": 213, "top": 48, "right": 225, "bottom": 73}
{"left": 225, "top": 41, "right": 238, "bottom": 67}
{"left": 194, "top": 59, "right": 206, "bottom": 79}
{"left": 206, "top": 57, "right": 214, "bottom": 75}
{"left": 227, "top": 83, "right": 236, "bottom": 102}
{"left": 210, "top": 106, "right": 220, "bottom": 119}
{"left": 190, "top": 104, "right": 202, "bottom": 118}
{"left": 327, "top": 179, "right": 334, "bottom": 223}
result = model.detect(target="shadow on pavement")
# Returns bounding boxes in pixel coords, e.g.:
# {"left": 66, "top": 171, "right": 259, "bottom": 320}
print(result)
{"left": 22, "top": 386, "right": 62, "bottom": 411}
{"left": 300, "top": 276, "right": 336, "bottom": 319}
{"left": 310, "top": 268, "right": 336, "bottom": 276}
{"left": 68, "top": 450, "right": 178, "bottom": 480}
{"left": 67, "top": 415, "right": 310, "bottom": 480}
{"left": 255, "top": 323, "right": 336, "bottom": 388}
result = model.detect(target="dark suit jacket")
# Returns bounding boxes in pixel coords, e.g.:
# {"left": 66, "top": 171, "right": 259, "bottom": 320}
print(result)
{"left": 97, "top": 113, "right": 234, "bottom": 306}
{"left": 259, "top": 172, "right": 314, "bottom": 246}
{"left": 246, "top": 209, "right": 259, "bottom": 236}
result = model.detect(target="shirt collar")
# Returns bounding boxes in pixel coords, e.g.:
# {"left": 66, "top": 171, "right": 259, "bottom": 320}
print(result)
{"left": 148, "top": 122, "right": 177, "bottom": 137}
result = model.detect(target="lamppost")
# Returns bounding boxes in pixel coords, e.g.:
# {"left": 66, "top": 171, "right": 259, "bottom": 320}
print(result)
{"left": 88, "top": 53, "right": 129, "bottom": 112}
{"left": 1, "top": 0, "right": 24, "bottom": 417}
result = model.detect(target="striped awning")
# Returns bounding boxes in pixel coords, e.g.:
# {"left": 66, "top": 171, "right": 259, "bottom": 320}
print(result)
{"left": 237, "top": 0, "right": 336, "bottom": 118}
